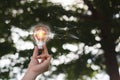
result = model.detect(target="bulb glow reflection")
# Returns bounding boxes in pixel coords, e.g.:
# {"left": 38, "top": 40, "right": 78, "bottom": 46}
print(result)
{"left": 33, "top": 24, "right": 50, "bottom": 49}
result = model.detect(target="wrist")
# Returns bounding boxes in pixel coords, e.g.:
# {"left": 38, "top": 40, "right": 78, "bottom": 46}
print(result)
{"left": 22, "top": 69, "right": 38, "bottom": 80}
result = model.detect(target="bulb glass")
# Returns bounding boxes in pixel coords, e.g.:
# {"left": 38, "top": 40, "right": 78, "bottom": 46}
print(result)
{"left": 33, "top": 26, "right": 49, "bottom": 49}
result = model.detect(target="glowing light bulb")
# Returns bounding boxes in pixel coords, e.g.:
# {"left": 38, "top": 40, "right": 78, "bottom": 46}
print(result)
{"left": 33, "top": 25, "right": 49, "bottom": 49}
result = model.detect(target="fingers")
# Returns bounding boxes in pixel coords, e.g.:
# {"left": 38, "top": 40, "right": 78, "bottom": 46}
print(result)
{"left": 37, "top": 54, "right": 49, "bottom": 60}
{"left": 46, "top": 55, "right": 51, "bottom": 62}
{"left": 32, "top": 46, "right": 38, "bottom": 58}
{"left": 35, "top": 55, "right": 51, "bottom": 74}
{"left": 37, "top": 54, "right": 51, "bottom": 62}
{"left": 37, "top": 55, "right": 51, "bottom": 67}
{"left": 42, "top": 55, "right": 51, "bottom": 66}
{"left": 42, "top": 45, "right": 48, "bottom": 55}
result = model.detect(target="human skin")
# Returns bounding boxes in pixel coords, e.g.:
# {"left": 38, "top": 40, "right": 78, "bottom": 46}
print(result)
{"left": 22, "top": 45, "right": 51, "bottom": 80}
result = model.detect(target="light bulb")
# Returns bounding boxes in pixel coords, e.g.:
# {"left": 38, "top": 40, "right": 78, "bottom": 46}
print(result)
{"left": 33, "top": 25, "right": 49, "bottom": 49}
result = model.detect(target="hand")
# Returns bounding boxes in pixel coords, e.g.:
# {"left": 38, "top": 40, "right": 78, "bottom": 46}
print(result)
{"left": 22, "top": 45, "right": 51, "bottom": 80}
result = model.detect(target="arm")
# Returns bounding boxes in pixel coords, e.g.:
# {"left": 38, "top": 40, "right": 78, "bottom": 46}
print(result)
{"left": 22, "top": 45, "right": 51, "bottom": 80}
